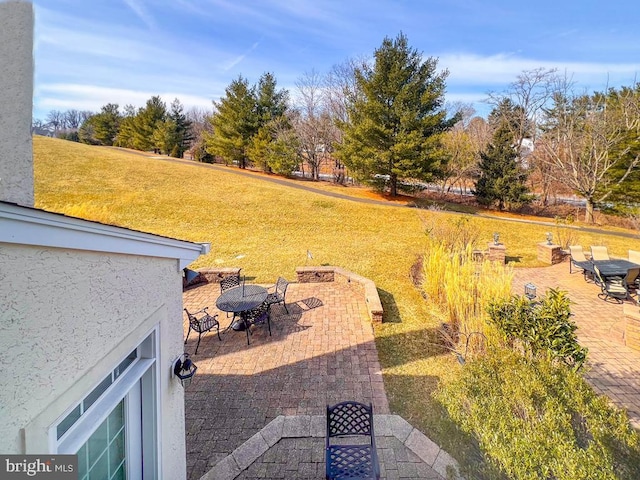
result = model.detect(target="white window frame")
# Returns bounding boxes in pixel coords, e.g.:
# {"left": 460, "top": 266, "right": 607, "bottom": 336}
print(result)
{"left": 51, "top": 329, "right": 158, "bottom": 479}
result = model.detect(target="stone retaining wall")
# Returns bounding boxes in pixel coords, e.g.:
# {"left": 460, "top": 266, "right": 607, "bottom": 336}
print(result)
{"left": 296, "top": 266, "right": 384, "bottom": 323}
{"left": 183, "top": 267, "right": 241, "bottom": 289}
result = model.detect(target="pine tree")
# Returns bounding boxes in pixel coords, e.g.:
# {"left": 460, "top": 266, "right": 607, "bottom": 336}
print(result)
{"left": 133, "top": 96, "right": 167, "bottom": 152}
{"left": 337, "top": 32, "right": 457, "bottom": 196}
{"left": 206, "top": 76, "right": 258, "bottom": 168}
{"left": 474, "top": 121, "right": 530, "bottom": 210}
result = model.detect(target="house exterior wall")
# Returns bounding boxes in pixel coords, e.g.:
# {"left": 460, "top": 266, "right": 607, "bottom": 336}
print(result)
{"left": 0, "top": 243, "right": 187, "bottom": 479}
{"left": 0, "top": 2, "right": 34, "bottom": 207}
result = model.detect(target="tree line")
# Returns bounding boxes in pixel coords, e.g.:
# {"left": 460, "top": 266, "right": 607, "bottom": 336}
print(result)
{"left": 35, "top": 33, "right": 640, "bottom": 223}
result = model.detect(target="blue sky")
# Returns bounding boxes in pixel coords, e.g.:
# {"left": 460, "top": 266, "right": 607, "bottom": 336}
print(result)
{"left": 31, "top": 0, "right": 640, "bottom": 120}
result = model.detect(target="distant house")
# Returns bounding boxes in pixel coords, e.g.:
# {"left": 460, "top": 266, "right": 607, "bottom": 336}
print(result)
{"left": 0, "top": 3, "right": 207, "bottom": 478}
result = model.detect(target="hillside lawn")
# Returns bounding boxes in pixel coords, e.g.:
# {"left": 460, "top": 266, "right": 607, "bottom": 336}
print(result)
{"left": 33, "top": 135, "right": 640, "bottom": 469}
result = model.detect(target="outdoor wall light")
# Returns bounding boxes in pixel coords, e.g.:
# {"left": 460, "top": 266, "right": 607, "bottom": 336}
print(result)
{"left": 493, "top": 232, "right": 500, "bottom": 245}
{"left": 173, "top": 353, "right": 197, "bottom": 387}
{"left": 524, "top": 283, "right": 537, "bottom": 301}
{"left": 183, "top": 267, "right": 200, "bottom": 285}
{"left": 546, "top": 232, "right": 554, "bottom": 245}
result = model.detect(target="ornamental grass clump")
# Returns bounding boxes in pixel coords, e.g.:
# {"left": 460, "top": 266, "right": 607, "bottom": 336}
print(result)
{"left": 422, "top": 236, "right": 513, "bottom": 357}
{"left": 436, "top": 349, "right": 640, "bottom": 480}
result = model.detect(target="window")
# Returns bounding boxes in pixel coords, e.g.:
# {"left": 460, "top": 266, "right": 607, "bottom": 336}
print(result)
{"left": 53, "top": 332, "right": 157, "bottom": 480}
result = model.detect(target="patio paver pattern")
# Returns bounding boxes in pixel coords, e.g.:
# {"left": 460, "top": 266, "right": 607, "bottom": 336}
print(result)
{"left": 182, "top": 281, "right": 446, "bottom": 480}
{"left": 513, "top": 260, "right": 640, "bottom": 428}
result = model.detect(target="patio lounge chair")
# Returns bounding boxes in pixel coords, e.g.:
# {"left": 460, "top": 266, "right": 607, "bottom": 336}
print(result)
{"left": 569, "top": 245, "right": 594, "bottom": 279}
{"left": 266, "top": 276, "right": 290, "bottom": 314}
{"left": 184, "top": 307, "right": 221, "bottom": 354}
{"left": 590, "top": 246, "right": 610, "bottom": 261}
{"left": 625, "top": 267, "right": 640, "bottom": 296}
{"left": 593, "top": 265, "right": 629, "bottom": 304}
{"left": 326, "top": 401, "right": 380, "bottom": 480}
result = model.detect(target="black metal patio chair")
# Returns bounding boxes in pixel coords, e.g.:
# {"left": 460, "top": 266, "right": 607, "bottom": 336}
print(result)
{"left": 184, "top": 307, "right": 221, "bottom": 354}
{"left": 236, "top": 301, "right": 271, "bottom": 345}
{"left": 326, "top": 401, "right": 380, "bottom": 480}
{"left": 220, "top": 274, "right": 242, "bottom": 320}
{"left": 220, "top": 274, "right": 241, "bottom": 293}
{"left": 266, "top": 276, "right": 289, "bottom": 314}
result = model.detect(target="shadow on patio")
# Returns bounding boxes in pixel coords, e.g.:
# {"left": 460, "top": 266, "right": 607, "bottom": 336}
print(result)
{"left": 182, "top": 281, "right": 456, "bottom": 480}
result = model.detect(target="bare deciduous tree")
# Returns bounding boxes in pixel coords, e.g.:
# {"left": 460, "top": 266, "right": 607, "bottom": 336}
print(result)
{"left": 186, "top": 106, "right": 213, "bottom": 162}
{"left": 292, "top": 70, "right": 337, "bottom": 180}
{"left": 64, "top": 109, "right": 82, "bottom": 129}
{"left": 538, "top": 78, "right": 640, "bottom": 222}
{"left": 46, "top": 110, "right": 65, "bottom": 132}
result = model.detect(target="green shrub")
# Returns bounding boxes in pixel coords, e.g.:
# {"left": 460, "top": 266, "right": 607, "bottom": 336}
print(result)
{"left": 487, "top": 289, "right": 587, "bottom": 369}
{"left": 436, "top": 349, "right": 640, "bottom": 480}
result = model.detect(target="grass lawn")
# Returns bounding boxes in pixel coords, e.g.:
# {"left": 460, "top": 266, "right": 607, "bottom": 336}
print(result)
{"left": 34, "top": 136, "right": 640, "bottom": 470}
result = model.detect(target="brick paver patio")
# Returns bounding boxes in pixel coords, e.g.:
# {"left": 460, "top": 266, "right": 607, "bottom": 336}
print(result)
{"left": 182, "top": 281, "right": 449, "bottom": 480}
{"left": 513, "top": 260, "right": 640, "bottom": 428}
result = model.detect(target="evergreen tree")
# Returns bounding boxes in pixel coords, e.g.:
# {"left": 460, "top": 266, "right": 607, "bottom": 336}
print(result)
{"left": 206, "top": 76, "right": 258, "bottom": 168}
{"left": 167, "top": 98, "right": 192, "bottom": 158}
{"left": 474, "top": 120, "right": 530, "bottom": 210}
{"left": 79, "top": 104, "right": 120, "bottom": 146}
{"left": 133, "top": 96, "right": 167, "bottom": 152}
{"left": 337, "top": 32, "right": 457, "bottom": 196}
{"left": 114, "top": 104, "right": 138, "bottom": 148}
{"left": 256, "top": 72, "right": 288, "bottom": 126}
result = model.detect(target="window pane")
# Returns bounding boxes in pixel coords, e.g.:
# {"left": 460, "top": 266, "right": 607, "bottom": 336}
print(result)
{"left": 87, "top": 420, "right": 108, "bottom": 469}
{"left": 114, "top": 350, "right": 137, "bottom": 380}
{"left": 77, "top": 399, "right": 126, "bottom": 479}
{"left": 109, "top": 429, "right": 126, "bottom": 475}
{"left": 88, "top": 450, "right": 108, "bottom": 480}
{"left": 77, "top": 444, "right": 88, "bottom": 480}
{"left": 85, "top": 376, "right": 113, "bottom": 411}
{"left": 111, "top": 463, "right": 126, "bottom": 480}
{"left": 57, "top": 404, "right": 81, "bottom": 439}
{"left": 108, "top": 402, "right": 124, "bottom": 441}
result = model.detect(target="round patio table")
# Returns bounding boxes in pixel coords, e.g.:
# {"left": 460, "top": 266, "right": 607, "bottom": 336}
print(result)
{"left": 216, "top": 284, "right": 268, "bottom": 331}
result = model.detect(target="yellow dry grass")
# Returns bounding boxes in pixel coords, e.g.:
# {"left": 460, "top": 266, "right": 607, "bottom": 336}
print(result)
{"left": 33, "top": 136, "right": 640, "bottom": 456}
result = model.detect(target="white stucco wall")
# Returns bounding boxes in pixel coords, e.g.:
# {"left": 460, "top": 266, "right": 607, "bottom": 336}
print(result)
{"left": 0, "top": 2, "right": 34, "bottom": 207}
{"left": 0, "top": 243, "right": 187, "bottom": 479}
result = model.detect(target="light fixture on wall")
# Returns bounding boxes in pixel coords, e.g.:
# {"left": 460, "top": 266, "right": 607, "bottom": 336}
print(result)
{"left": 173, "top": 353, "right": 197, "bottom": 387}
{"left": 546, "top": 232, "right": 553, "bottom": 245}
{"left": 183, "top": 268, "right": 200, "bottom": 285}
{"left": 493, "top": 232, "right": 500, "bottom": 245}
{"left": 524, "top": 283, "right": 537, "bottom": 301}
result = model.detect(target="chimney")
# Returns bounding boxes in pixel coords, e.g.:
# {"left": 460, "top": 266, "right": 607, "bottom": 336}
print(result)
{"left": 0, "top": 1, "right": 34, "bottom": 207}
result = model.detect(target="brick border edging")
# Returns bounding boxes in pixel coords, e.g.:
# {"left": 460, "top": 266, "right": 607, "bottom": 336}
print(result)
{"left": 295, "top": 266, "right": 384, "bottom": 323}
{"left": 199, "top": 414, "right": 463, "bottom": 480}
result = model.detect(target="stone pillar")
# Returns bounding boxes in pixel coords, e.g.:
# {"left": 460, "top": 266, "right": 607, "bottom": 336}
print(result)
{"left": 488, "top": 242, "right": 506, "bottom": 264}
{"left": 623, "top": 305, "right": 640, "bottom": 353}
{"left": 0, "top": 2, "right": 34, "bottom": 207}
{"left": 537, "top": 242, "right": 564, "bottom": 265}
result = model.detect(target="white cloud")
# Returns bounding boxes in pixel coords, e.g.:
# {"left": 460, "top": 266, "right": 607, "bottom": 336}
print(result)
{"left": 122, "top": 0, "right": 155, "bottom": 30}
{"left": 35, "top": 84, "right": 214, "bottom": 116}
{"left": 439, "top": 52, "right": 640, "bottom": 89}
{"left": 223, "top": 41, "right": 261, "bottom": 71}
